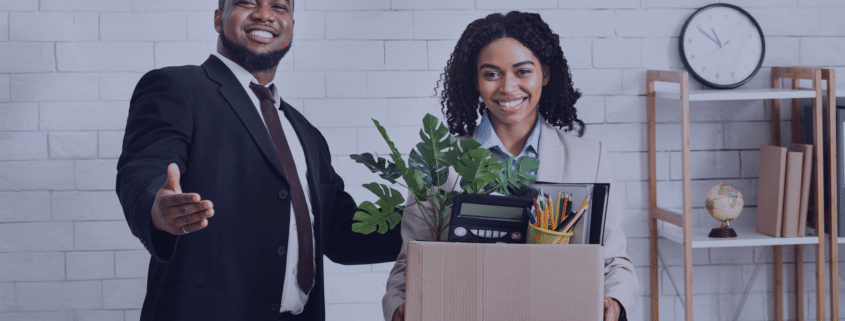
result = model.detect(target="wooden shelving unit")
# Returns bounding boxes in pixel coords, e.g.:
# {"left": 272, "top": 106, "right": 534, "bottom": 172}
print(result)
{"left": 647, "top": 67, "right": 838, "bottom": 321}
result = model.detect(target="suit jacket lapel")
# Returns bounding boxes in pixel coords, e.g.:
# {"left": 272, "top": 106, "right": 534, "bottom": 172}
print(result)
{"left": 202, "top": 55, "right": 288, "bottom": 180}
{"left": 537, "top": 120, "right": 565, "bottom": 183}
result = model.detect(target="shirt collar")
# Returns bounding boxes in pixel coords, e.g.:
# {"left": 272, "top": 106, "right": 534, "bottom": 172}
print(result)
{"left": 475, "top": 109, "right": 542, "bottom": 158}
{"left": 213, "top": 52, "right": 281, "bottom": 106}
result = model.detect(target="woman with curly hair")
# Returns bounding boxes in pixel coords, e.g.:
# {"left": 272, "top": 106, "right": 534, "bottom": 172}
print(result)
{"left": 382, "top": 11, "right": 637, "bottom": 321}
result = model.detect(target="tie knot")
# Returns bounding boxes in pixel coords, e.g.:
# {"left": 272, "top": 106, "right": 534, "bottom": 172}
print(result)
{"left": 249, "top": 82, "right": 275, "bottom": 102}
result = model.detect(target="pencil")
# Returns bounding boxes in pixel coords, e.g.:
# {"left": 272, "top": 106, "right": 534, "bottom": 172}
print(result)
{"left": 558, "top": 193, "right": 567, "bottom": 225}
{"left": 552, "top": 192, "right": 561, "bottom": 231}
{"left": 542, "top": 201, "right": 548, "bottom": 230}
{"left": 532, "top": 198, "right": 541, "bottom": 227}
{"left": 563, "top": 196, "right": 591, "bottom": 233}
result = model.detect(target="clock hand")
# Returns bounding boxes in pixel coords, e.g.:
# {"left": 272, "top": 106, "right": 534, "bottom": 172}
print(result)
{"left": 710, "top": 28, "right": 723, "bottom": 47}
{"left": 699, "top": 46, "right": 721, "bottom": 63}
{"left": 698, "top": 26, "right": 721, "bottom": 47}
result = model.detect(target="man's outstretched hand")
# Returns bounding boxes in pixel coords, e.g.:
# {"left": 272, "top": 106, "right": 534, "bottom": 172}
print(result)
{"left": 151, "top": 163, "right": 214, "bottom": 235}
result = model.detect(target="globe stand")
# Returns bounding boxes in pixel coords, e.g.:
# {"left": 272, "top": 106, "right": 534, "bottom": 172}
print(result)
{"left": 708, "top": 223, "right": 737, "bottom": 238}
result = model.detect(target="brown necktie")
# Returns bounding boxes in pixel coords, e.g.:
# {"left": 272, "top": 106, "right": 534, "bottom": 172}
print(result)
{"left": 249, "top": 83, "right": 314, "bottom": 295}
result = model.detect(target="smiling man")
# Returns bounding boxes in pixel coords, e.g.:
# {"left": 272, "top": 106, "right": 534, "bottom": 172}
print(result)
{"left": 115, "top": 1, "right": 403, "bottom": 320}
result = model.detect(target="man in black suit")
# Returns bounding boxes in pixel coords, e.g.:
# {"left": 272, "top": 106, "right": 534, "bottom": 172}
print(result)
{"left": 115, "top": 0, "right": 402, "bottom": 320}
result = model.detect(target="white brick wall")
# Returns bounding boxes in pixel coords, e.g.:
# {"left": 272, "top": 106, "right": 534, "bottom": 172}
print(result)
{"left": 1, "top": 1, "right": 843, "bottom": 320}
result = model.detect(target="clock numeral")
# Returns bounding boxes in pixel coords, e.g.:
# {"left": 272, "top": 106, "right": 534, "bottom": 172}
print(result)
{"left": 701, "top": 66, "right": 706, "bottom": 72}
{"left": 708, "top": 15, "right": 713, "bottom": 21}
{"left": 723, "top": 14, "right": 728, "bottom": 19}
{"left": 687, "top": 37, "right": 692, "bottom": 44}
{"left": 691, "top": 54, "right": 696, "bottom": 60}
{"left": 731, "top": 72, "right": 735, "bottom": 78}
{"left": 748, "top": 33, "right": 752, "bottom": 39}
{"left": 715, "top": 73, "right": 720, "bottom": 79}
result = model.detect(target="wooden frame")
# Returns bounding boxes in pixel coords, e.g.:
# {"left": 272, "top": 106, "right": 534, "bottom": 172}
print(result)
{"left": 646, "top": 67, "right": 837, "bottom": 320}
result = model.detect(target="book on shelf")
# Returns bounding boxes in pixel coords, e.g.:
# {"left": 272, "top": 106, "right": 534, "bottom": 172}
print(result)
{"left": 757, "top": 145, "right": 788, "bottom": 237}
{"left": 781, "top": 151, "right": 804, "bottom": 238}
{"left": 801, "top": 98, "right": 845, "bottom": 235}
{"left": 791, "top": 144, "right": 813, "bottom": 237}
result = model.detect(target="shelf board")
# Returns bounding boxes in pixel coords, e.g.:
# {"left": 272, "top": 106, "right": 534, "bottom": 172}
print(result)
{"left": 654, "top": 83, "right": 818, "bottom": 101}
{"left": 658, "top": 224, "right": 820, "bottom": 248}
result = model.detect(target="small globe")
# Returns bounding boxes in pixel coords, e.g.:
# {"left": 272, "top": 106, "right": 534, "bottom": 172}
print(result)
{"left": 705, "top": 182, "right": 744, "bottom": 223}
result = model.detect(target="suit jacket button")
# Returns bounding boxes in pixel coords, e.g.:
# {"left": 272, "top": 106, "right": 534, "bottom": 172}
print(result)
{"left": 278, "top": 190, "right": 289, "bottom": 199}
{"left": 277, "top": 245, "right": 286, "bottom": 256}
{"left": 270, "top": 303, "right": 280, "bottom": 312}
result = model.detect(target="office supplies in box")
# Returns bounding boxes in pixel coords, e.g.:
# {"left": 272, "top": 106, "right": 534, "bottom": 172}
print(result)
{"left": 445, "top": 183, "right": 609, "bottom": 245}
{"left": 404, "top": 241, "right": 604, "bottom": 321}
{"left": 529, "top": 182, "right": 610, "bottom": 245}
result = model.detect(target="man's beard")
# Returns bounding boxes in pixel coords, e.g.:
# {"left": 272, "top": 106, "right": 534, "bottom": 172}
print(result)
{"left": 220, "top": 30, "right": 291, "bottom": 72}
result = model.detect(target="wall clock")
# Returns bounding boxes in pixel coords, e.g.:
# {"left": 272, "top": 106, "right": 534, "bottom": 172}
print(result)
{"left": 679, "top": 3, "right": 765, "bottom": 89}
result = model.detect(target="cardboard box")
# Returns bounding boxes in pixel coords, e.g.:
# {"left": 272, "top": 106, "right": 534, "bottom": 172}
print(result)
{"left": 405, "top": 241, "right": 604, "bottom": 321}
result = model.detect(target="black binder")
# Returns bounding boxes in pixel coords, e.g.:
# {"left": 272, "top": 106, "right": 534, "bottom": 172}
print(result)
{"left": 801, "top": 97, "right": 845, "bottom": 235}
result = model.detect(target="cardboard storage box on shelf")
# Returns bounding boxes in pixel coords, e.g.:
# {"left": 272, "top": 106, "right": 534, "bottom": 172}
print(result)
{"left": 405, "top": 240, "right": 604, "bottom": 321}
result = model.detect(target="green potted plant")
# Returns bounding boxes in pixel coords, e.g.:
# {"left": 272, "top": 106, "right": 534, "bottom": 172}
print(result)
{"left": 350, "top": 114, "right": 539, "bottom": 241}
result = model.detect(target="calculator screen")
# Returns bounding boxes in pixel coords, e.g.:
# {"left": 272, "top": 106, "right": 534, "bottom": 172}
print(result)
{"left": 458, "top": 203, "right": 524, "bottom": 221}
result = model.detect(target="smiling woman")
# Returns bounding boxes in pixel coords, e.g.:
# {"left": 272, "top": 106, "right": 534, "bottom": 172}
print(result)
{"left": 475, "top": 37, "right": 549, "bottom": 156}
{"left": 383, "top": 11, "right": 638, "bottom": 321}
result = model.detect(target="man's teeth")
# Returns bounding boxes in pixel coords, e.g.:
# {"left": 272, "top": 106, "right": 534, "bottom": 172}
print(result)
{"left": 250, "top": 30, "right": 273, "bottom": 38}
{"left": 498, "top": 99, "right": 524, "bottom": 108}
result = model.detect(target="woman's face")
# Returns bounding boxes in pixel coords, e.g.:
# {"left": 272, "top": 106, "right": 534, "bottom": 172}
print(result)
{"left": 476, "top": 37, "right": 549, "bottom": 129}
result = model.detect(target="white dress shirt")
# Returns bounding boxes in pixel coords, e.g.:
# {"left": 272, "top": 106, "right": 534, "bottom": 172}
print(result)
{"left": 213, "top": 53, "right": 315, "bottom": 314}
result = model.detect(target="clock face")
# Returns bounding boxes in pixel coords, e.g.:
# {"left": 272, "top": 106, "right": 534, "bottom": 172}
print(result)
{"left": 679, "top": 4, "right": 765, "bottom": 89}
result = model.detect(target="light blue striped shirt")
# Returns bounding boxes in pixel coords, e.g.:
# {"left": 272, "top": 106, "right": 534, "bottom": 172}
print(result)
{"left": 474, "top": 109, "right": 542, "bottom": 169}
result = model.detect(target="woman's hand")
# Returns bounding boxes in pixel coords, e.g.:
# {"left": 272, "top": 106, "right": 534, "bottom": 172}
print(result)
{"left": 604, "top": 297, "right": 620, "bottom": 321}
{"left": 391, "top": 303, "right": 405, "bottom": 321}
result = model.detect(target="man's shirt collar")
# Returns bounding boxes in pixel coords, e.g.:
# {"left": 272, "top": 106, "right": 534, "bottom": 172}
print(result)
{"left": 213, "top": 52, "right": 281, "bottom": 107}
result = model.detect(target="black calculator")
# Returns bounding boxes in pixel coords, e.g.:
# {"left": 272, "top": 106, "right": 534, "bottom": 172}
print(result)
{"left": 447, "top": 194, "right": 532, "bottom": 244}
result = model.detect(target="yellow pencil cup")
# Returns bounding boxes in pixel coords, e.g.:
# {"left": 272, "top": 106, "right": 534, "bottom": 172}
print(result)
{"left": 527, "top": 224, "right": 573, "bottom": 244}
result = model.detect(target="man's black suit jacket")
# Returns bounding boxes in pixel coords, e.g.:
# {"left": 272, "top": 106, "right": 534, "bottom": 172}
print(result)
{"left": 116, "top": 55, "right": 402, "bottom": 321}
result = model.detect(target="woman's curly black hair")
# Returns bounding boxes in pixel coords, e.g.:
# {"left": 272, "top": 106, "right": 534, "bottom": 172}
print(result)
{"left": 439, "top": 11, "right": 584, "bottom": 137}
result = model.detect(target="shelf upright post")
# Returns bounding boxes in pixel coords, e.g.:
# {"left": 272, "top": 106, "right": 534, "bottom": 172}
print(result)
{"left": 771, "top": 71, "right": 785, "bottom": 321}
{"left": 790, "top": 73, "right": 804, "bottom": 321}
{"left": 679, "top": 71, "right": 694, "bottom": 321}
{"left": 821, "top": 68, "right": 838, "bottom": 321}
{"left": 646, "top": 70, "right": 660, "bottom": 321}
{"left": 811, "top": 68, "right": 826, "bottom": 321}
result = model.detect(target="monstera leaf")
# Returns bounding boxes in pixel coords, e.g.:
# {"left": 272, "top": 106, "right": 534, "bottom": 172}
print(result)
{"left": 351, "top": 183, "right": 405, "bottom": 235}
{"left": 350, "top": 153, "right": 402, "bottom": 184}
{"left": 489, "top": 157, "right": 540, "bottom": 196}
{"left": 371, "top": 119, "right": 428, "bottom": 201}
{"left": 352, "top": 201, "right": 401, "bottom": 235}
{"left": 415, "top": 114, "right": 455, "bottom": 188}
{"left": 447, "top": 139, "right": 503, "bottom": 194}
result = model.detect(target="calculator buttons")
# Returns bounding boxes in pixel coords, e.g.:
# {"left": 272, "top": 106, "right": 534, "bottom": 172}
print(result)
{"left": 454, "top": 227, "right": 467, "bottom": 237}
{"left": 471, "top": 229, "right": 479, "bottom": 236}
{"left": 484, "top": 230, "right": 492, "bottom": 238}
{"left": 510, "top": 231, "right": 523, "bottom": 242}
